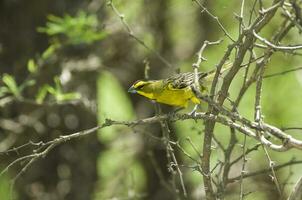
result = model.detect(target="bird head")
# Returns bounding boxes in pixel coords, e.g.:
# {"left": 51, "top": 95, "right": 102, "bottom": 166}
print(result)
{"left": 128, "top": 80, "right": 163, "bottom": 101}
{"left": 128, "top": 80, "right": 150, "bottom": 94}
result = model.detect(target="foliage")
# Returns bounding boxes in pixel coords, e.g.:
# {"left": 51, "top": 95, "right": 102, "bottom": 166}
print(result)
{"left": 1, "top": 74, "right": 36, "bottom": 99}
{"left": 38, "top": 12, "right": 107, "bottom": 45}
{"left": 0, "top": 73, "right": 80, "bottom": 104}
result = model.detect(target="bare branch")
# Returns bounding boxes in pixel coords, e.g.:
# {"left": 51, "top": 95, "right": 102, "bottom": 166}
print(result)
{"left": 253, "top": 30, "right": 302, "bottom": 51}
{"left": 228, "top": 159, "right": 302, "bottom": 183}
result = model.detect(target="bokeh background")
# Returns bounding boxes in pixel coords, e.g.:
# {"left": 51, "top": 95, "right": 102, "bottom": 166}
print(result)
{"left": 1, "top": 0, "right": 302, "bottom": 199}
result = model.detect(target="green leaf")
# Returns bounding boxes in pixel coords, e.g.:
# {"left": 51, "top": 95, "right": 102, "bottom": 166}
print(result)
{"left": 38, "top": 12, "right": 107, "bottom": 45}
{"left": 35, "top": 85, "right": 50, "bottom": 104}
{"left": 46, "top": 77, "right": 81, "bottom": 102}
{"left": 53, "top": 76, "right": 62, "bottom": 94}
{"left": 35, "top": 76, "right": 81, "bottom": 104}
{"left": 57, "top": 92, "right": 81, "bottom": 101}
{"left": 19, "top": 79, "right": 36, "bottom": 92}
{"left": 46, "top": 86, "right": 57, "bottom": 95}
{"left": 2, "top": 74, "right": 21, "bottom": 98}
{"left": 42, "top": 43, "right": 60, "bottom": 60}
{"left": 27, "top": 59, "right": 37, "bottom": 73}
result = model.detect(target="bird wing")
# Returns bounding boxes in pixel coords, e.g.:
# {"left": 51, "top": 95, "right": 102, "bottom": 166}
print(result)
{"left": 166, "top": 72, "right": 208, "bottom": 89}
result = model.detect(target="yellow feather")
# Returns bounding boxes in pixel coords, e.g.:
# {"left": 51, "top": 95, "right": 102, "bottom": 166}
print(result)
{"left": 129, "top": 62, "right": 231, "bottom": 107}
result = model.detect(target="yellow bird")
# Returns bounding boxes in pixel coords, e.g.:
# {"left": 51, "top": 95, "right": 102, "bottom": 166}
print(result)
{"left": 128, "top": 65, "right": 229, "bottom": 108}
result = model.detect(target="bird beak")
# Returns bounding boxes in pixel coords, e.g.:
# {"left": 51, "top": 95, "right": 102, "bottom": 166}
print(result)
{"left": 128, "top": 86, "right": 137, "bottom": 93}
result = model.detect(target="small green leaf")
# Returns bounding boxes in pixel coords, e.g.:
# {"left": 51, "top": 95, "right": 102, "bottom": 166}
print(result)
{"left": 35, "top": 84, "right": 51, "bottom": 104}
{"left": 27, "top": 59, "right": 37, "bottom": 73}
{"left": 38, "top": 12, "right": 107, "bottom": 45}
{"left": 56, "top": 92, "right": 81, "bottom": 101}
{"left": 48, "top": 76, "right": 80, "bottom": 102}
{"left": 46, "top": 86, "right": 57, "bottom": 95}
{"left": 19, "top": 79, "right": 36, "bottom": 92}
{"left": 2, "top": 74, "right": 21, "bottom": 98}
{"left": 42, "top": 43, "right": 59, "bottom": 60}
{"left": 53, "top": 76, "right": 62, "bottom": 93}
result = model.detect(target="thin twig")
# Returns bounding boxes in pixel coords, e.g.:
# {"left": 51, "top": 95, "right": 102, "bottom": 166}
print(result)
{"left": 155, "top": 104, "right": 187, "bottom": 198}
{"left": 227, "top": 160, "right": 302, "bottom": 183}
{"left": 253, "top": 30, "right": 302, "bottom": 51}
{"left": 264, "top": 66, "right": 302, "bottom": 78}
{"left": 107, "top": 0, "right": 173, "bottom": 69}
{"left": 192, "top": 0, "right": 235, "bottom": 42}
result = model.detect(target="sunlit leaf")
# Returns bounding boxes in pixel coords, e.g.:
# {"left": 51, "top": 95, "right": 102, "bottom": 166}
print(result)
{"left": 27, "top": 59, "right": 37, "bottom": 73}
{"left": 42, "top": 43, "right": 60, "bottom": 60}
{"left": 46, "top": 86, "right": 56, "bottom": 95}
{"left": 2, "top": 74, "right": 21, "bottom": 98}
{"left": 35, "top": 84, "right": 51, "bottom": 104}
{"left": 53, "top": 76, "right": 62, "bottom": 94}
{"left": 56, "top": 92, "right": 81, "bottom": 102}
{"left": 37, "top": 77, "right": 81, "bottom": 103}
{"left": 38, "top": 12, "right": 107, "bottom": 45}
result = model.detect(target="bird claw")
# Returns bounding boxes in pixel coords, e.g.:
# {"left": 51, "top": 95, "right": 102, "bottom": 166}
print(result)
{"left": 188, "top": 109, "right": 197, "bottom": 117}
{"left": 188, "top": 105, "right": 199, "bottom": 122}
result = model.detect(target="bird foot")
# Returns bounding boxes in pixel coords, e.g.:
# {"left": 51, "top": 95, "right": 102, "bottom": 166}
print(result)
{"left": 188, "top": 105, "right": 199, "bottom": 121}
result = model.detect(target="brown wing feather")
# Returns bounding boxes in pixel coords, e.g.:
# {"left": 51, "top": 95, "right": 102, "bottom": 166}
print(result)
{"left": 166, "top": 72, "right": 208, "bottom": 89}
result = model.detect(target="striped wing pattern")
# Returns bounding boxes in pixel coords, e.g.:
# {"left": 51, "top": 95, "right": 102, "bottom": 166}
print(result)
{"left": 166, "top": 72, "right": 209, "bottom": 89}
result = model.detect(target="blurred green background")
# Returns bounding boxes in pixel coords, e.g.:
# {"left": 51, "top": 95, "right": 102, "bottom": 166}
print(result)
{"left": 1, "top": 0, "right": 302, "bottom": 199}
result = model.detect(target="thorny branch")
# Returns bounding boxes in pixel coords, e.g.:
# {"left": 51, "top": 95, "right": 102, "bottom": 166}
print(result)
{"left": 190, "top": 0, "right": 301, "bottom": 199}
{"left": 228, "top": 158, "right": 302, "bottom": 183}
{"left": 2, "top": 104, "right": 302, "bottom": 194}
{"left": 154, "top": 104, "right": 187, "bottom": 198}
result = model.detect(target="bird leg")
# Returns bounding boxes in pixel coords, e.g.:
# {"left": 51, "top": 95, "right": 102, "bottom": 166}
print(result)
{"left": 188, "top": 104, "right": 200, "bottom": 118}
